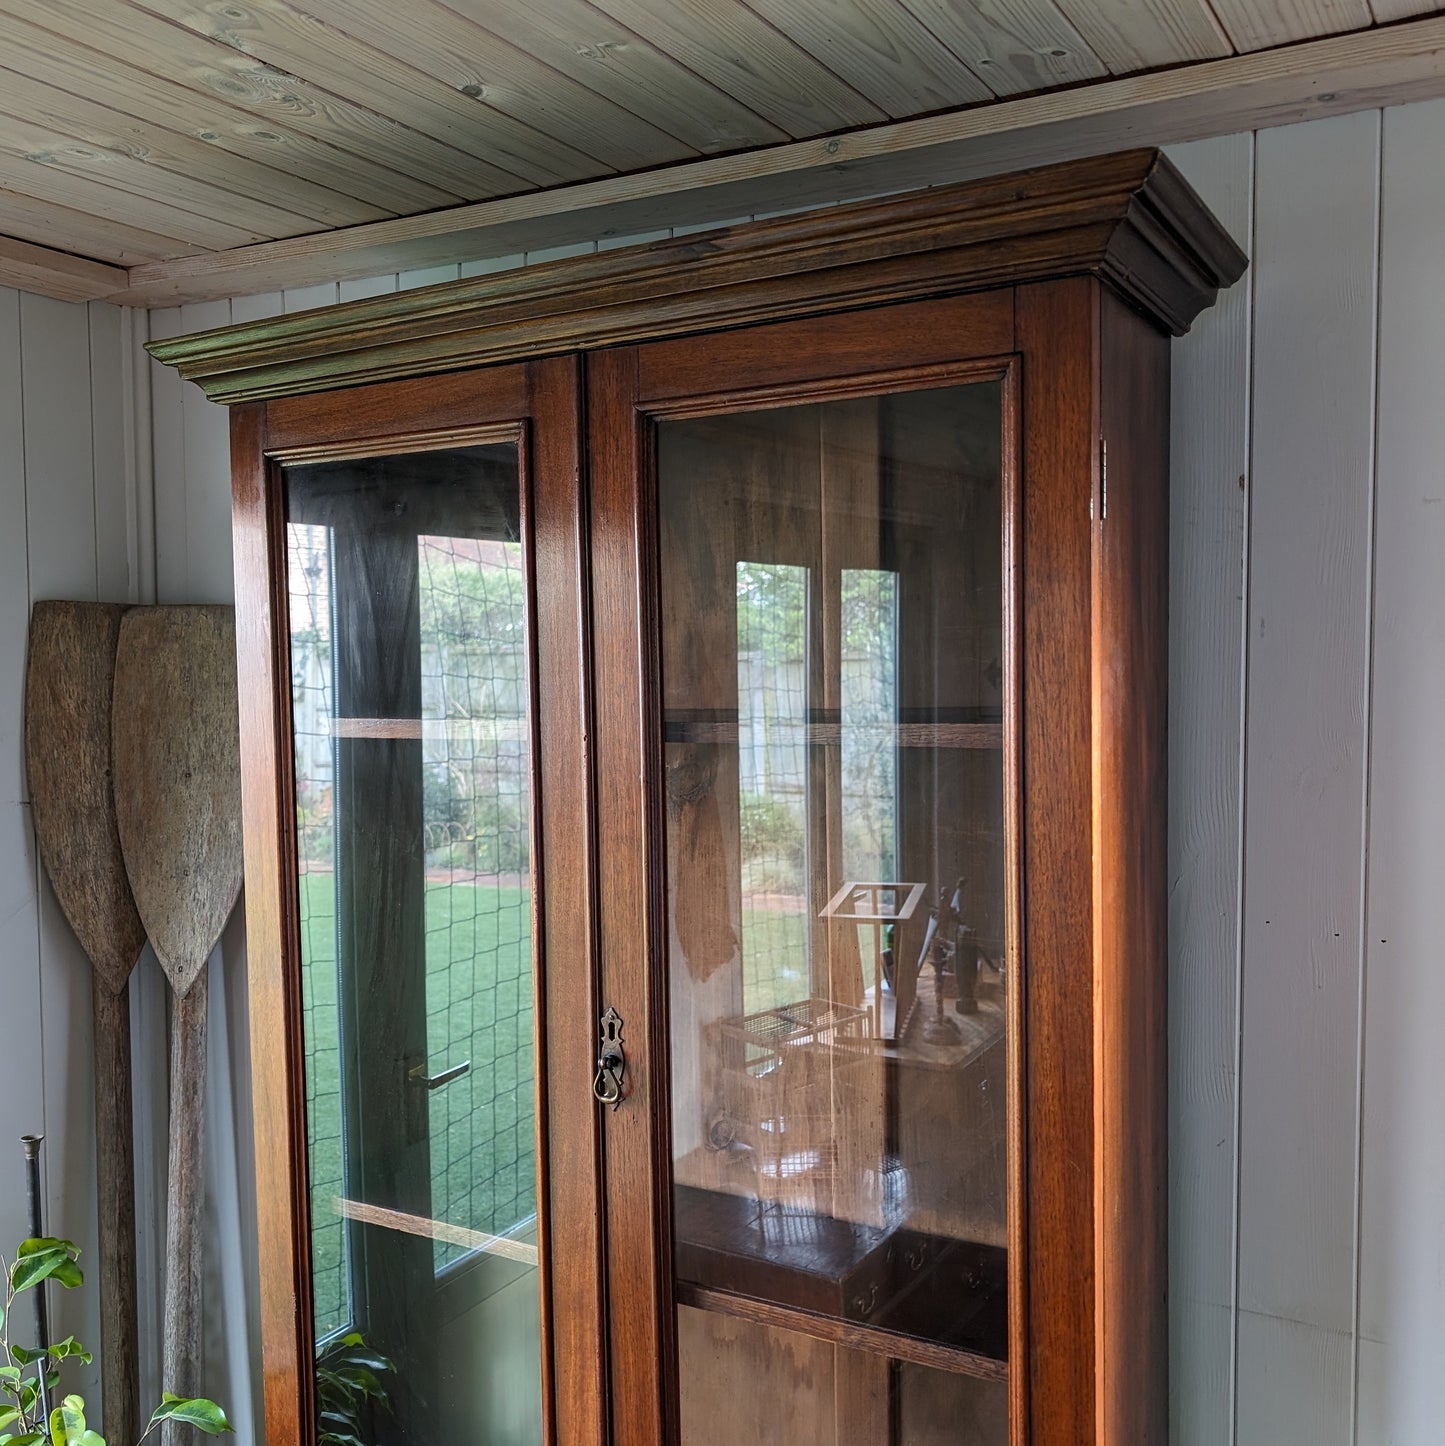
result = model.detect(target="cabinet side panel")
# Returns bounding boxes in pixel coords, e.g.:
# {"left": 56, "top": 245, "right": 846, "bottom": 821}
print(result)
{"left": 231, "top": 400, "right": 315, "bottom": 1446}
{"left": 1015, "top": 279, "right": 1098, "bottom": 1446}
{"left": 1094, "top": 293, "right": 1171, "bottom": 1445}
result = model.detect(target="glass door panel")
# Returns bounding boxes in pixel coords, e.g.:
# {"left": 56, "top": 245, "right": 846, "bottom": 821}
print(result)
{"left": 658, "top": 384, "right": 1010, "bottom": 1442}
{"left": 284, "top": 442, "right": 543, "bottom": 1445}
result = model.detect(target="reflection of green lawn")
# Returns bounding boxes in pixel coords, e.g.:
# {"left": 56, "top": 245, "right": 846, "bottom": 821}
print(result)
{"left": 299, "top": 873, "right": 812, "bottom": 1335}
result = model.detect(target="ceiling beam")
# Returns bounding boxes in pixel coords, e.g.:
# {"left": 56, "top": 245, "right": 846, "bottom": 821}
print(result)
{"left": 0, "top": 233, "right": 126, "bottom": 303}
{"left": 109, "top": 14, "right": 1445, "bottom": 308}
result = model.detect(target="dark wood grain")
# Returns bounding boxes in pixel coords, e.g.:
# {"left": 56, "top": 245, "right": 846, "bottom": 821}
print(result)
{"left": 586, "top": 344, "right": 673, "bottom": 1446}
{"left": 262, "top": 366, "right": 529, "bottom": 454}
{"left": 1014, "top": 278, "right": 1098, "bottom": 1446}
{"left": 23, "top": 600, "right": 144, "bottom": 1446}
{"left": 1092, "top": 290, "right": 1170, "bottom": 1445}
{"left": 229, "top": 399, "right": 318, "bottom": 1446}
{"left": 150, "top": 149, "right": 1246, "bottom": 405}
{"left": 526, "top": 353, "right": 608, "bottom": 1446}
{"left": 215, "top": 158, "right": 1226, "bottom": 1444}
{"left": 635, "top": 292, "right": 1013, "bottom": 406}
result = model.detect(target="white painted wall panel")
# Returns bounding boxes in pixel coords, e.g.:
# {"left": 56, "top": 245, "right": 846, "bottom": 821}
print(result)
{"left": 1355, "top": 95, "right": 1445, "bottom": 1445}
{"left": 0, "top": 285, "right": 137, "bottom": 1414}
{"left": 1164, "top": 129, "right": 1254, "bottom": 1446}
{"left": 1234, "top": 110, "right": 1380, "bottom": 1442}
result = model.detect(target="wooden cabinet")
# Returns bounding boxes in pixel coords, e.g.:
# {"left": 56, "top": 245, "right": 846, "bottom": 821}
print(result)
{"left": 152, "top": 149, "right": 1244, "bottom": 1446}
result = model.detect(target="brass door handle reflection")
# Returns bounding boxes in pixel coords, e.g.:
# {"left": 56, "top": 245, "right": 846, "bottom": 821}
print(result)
{"left": 408, "top": 1059, "right": 471, "bottom": 1091}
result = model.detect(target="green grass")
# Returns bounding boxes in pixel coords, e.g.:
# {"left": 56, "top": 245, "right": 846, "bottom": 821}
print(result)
{"left": 299, "top": 873, "right": 535, "bottom": 1334}
{"left": 297, "top": 875, "right": 814, "bottom": 1335}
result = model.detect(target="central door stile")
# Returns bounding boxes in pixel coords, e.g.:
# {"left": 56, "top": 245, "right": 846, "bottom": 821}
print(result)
{"left": 587, "top": 344, "right": 676, "bottom": 1446}
{"left": 529, "top": 353, "right": 611, "bottom": 1446}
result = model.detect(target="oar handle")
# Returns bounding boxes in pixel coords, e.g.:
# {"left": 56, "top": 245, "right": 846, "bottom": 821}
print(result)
{"left": 93, "top": 979, "right": 141, "bottom": 1445}
{"left": 162, "top": 969, "right": 208, "bottom": 1446}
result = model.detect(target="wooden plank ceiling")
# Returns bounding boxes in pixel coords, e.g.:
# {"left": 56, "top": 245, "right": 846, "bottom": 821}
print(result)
{"left": 0, "top": 0, "right": 1441, "bottom": 304}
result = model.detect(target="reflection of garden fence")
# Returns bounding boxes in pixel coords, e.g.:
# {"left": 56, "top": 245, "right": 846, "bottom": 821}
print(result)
{"left": 288, "top": 523, "right": 537, "bottom": 1335}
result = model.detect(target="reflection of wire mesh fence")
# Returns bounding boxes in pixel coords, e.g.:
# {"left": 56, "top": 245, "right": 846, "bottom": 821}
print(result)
{"left": 840, "top": 569, "right": 898, "bottom": 882}
{"left": 417, "top": 535, "right": 534, "bottom": 1273}
{"left": 287, "top": 522, "right": 349, "bottom": 1339}
{"left": 288, "top": 522, "right": 537, "bottom": 1335}
{"left": 736, "top": 563, "right": 809, "bottom": 1011}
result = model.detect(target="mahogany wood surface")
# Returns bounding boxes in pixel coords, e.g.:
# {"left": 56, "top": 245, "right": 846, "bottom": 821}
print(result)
{"left": 527, "top": 353, "right": 608, "bottom": 1446}
{"left": 233, "top": 363, "right": 605, "bottom": 1446}
{"left": 1014, "top": 278, "right": 1099, "bottom": 1446}
{"left": 221, "top": 152, "right": 1218, "bottom": 1446}
{"left": 230, "top": 398, "right": 318, "bottom": 1446}
{"left": 585, "top": 344, "right": 673, "bottom": 1446}
{"left": 1092, "top": 292, "right": 1171, "bottom": 1444}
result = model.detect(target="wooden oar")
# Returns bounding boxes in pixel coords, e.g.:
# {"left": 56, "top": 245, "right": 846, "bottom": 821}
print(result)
{"left": 24, "top": 601, "right": 147, "bottom": 1446}
{"left": 111, "top": 607, "right": 242, "bottom": 1445}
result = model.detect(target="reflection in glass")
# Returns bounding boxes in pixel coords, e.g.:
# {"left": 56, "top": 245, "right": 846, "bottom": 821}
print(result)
{"left": 285, "top": 444, "right": 542, "bottom": 1444}
{"left": 661, "top": 386, "right": 1008, "bottom": 1443}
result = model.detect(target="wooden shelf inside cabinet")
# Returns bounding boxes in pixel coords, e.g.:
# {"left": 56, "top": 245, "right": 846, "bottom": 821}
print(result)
{"left": 677, "top": 1284, "right": 1009, "bottom": 1386}
{"left": 329, "top": 716, "right": 527, "bottom": 740}
{"left": 663, "top": 716, "right": 1003, "bottom": 750}
{"left": 673, "top": 1181, "right": 1008, "bottom": 1383}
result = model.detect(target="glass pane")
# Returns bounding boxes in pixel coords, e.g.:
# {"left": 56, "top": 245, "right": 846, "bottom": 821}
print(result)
{"left": 285, "top": 444, "right": 543, "bottom": 1445}
{"left": 661, "top": 385, "right": 1008, "bottom": 1441}
{"left": 678, "top": 1307, "right": 1008, "bottom": 1445}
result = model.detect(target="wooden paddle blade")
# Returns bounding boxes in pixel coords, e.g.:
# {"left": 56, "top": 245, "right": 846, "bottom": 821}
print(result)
{"left": 24, "top": 600, "right": 147, "bottom": 993}
{"left": 112, "top": 605, "right": 243, "bottom": 999}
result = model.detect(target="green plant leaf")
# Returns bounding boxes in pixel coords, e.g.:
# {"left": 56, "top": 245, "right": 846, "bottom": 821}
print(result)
{"left": 9, "top": 1348, "right": 43, "bottom": 1368}
{"left": 43, "top": 1343, "right": 89, "bottom": 1367}
{"left": 146, "top": 1398, "right": 232, "bottom": 1436}
{"left": 47, "top": 1394, "right": 89, "bottom": 1445}
{"left": 1, "top": 1431, "right": 46, "bottom": 1445}
{"left": 16, "top": 1241, "right": 76, "bottom": 1260}
{"left": 11, "top": 1242, "right": 81, "bottom": 1296}
{"left": 0, "top": 1407, "right": 18, "bottom": 1429}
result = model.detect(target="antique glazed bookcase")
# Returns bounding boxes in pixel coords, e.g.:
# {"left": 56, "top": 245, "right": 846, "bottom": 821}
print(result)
{"left": 151, "top": 149, "right": 1246, "bottom": 1446}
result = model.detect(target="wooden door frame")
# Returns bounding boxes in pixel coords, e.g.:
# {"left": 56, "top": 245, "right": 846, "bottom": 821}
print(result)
{"left": 231, "top": 356, "right": 607, "bottom": 1446}
{"left": 587, "top": 289, "right": 1040, "bottom": 1445}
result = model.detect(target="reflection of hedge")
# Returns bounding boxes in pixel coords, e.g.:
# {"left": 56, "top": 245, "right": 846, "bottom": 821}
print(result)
{"left": 423, "top": 762, "right": 529, "bottom": 874}
{"left": 740, "top": 791, "right": 806, "bottom": 893}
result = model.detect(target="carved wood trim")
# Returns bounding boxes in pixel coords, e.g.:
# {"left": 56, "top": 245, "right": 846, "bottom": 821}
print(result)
{"left": 149, "top": 149, "right": 1245, "bottom": 405}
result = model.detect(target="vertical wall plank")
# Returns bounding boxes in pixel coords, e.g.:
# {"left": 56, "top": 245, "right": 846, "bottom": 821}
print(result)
{"left": 1354, "top": 94, "right": 1445, "bottom": 1445}
{"left": 0, "top": 286, "right": 46, "bottom": 1264}
{"left": 1233, "top": 109, "right": 1381, "bottom": 1443}
{"left": 1162, "top": 131, "right": 1254, "bottom": 1446}
{"left": 177, "top": 300, "right": 234, "bottom": 604}
{"left": 231, "top": 293, "right": 285, "bottom": 325}
{"left": 22, "top": 294, "right": 97, "bottom": 600}
{"left": 89, "top": 303, "right": 135, "bottom": 606}
{"left": 148, "top": 307, "right": 188, "bottom": 605}
{"left": 398, "top": 264, "right": 461, "bottom": 290}
{"left": 19, "top": 290, "right": 104, "bottom": 1405}
{"left": 282, "top": 283, "right": 339, "bottom": 315}
{"left": 337, "top": 276, "right": 397, "bottom": 302}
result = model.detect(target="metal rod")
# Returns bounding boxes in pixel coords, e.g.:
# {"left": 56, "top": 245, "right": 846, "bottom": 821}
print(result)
{"left": 20, "top": 1134, "right": 52, "bottom": 1422}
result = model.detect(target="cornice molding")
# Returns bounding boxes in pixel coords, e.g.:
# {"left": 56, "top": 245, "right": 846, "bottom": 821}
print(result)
{"left": 148, "top": 149, "right": 1247, "bottom": 405}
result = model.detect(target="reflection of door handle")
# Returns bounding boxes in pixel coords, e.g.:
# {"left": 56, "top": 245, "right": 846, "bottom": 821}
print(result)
{"left": 408, "top": 1059, "right": 471, "bottom": 1091}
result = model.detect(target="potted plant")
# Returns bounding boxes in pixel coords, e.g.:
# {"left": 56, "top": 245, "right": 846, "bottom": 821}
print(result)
{"left": 0, "top": 1237, "right": 230, "bottom": 1445}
